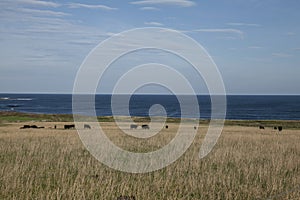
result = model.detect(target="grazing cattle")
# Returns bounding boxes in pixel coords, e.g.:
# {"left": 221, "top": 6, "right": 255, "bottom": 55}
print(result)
{"left": 274, "top": 127, "right": 278, "bottom": 130}
{"left": 54, "top": 125, "right": 57, "bottom": 129}
{"left": 117, "top": 196, "right": 136, "bottom": 200}
{"left": 165, "top": 125, "right": 168, "bottom": 129}
{"left": 130, "top": 124, "right": 138, "bottom": 129}
{"left": 142, "top": 124, "right": 149, "bottom": 129}
{"left": 20, "top": 125, "right": 43, "bottom": 129}
{"left": 64, "top": 124, "right": 75, "bottom": 129}
{"left": 84, "top": 124, "right": 91, "bottom": 129}
{"left": 194, "top": 126, "right": 197, "bottom": 130}
{"left": 20, "top": 125, "right": 31, "bottom": 129}
{"left": 278, "top": 126, "right": 283, "bottom": 131}
{"left": 259, "top": 126, "right": 265, "bottom": 129}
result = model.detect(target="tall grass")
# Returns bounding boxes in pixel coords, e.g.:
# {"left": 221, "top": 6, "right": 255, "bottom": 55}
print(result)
{"left": 0, "top": 123, "right": 299, "bottom": 199}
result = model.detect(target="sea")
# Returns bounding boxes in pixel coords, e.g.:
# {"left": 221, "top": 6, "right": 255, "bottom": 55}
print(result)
{"left": 0, "top": 94, "right": 300, "bottom": 120}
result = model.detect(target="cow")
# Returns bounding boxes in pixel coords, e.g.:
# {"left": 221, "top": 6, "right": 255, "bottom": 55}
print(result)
{"left": 142, "top": 124, "right": 149, "bottom": 129}
{"left": 130, "top": 124, "right": 138, "bottom": 129}
{"left": 259, "top": 126, "right": 265, "bottom": 129}
{"left": 194, "top": 126, "right": 197, "bottom": 130}
{"left": 20, "top": 125, "right": 31, "bottom": 129}
{"left": 84, "top": 124, "right": 91, "bottom": 129}
{"left": 274, "top": 126, "right": 278, "bottom": 130}
{"left": 278, "top": 126, "right": 283, "bottom": 131}
{"left": 64, "top": 124, "right": 75, "bottom": 129}
{"left": 20, "top": 125, "right": 43, "bottom": 129}
{"left": 165, "top": 125, "right": 168, "bottom": 129}
{"left": 117, "top": 196, "right": 136, "bottom": 200}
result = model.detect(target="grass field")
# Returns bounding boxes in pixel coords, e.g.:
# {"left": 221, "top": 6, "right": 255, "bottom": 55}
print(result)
{"left": 0, "top": 112, "right": 299, "bottom": 199}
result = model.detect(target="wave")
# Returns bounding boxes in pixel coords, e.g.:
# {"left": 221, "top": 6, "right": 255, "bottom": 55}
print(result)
{"left": 16, "top": 98, "right": 33, "bottom": 101}
{"left": 0, "top": 97, "right": 33, "bottom": 101}
{"left": 0, "top": 97, "right": 10, "bottom": 100}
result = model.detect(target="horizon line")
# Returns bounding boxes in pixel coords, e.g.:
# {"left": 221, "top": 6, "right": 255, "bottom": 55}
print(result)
{"left": 0, "top": 92, "right": 300, "bottom": 96}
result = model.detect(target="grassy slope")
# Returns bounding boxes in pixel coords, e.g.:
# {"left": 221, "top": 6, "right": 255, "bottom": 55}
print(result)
{"left": 0, "top": 112, "right": 299, "bottom": 199}
{"left": 0, "top": 123, "right": 299, "bottom": 199}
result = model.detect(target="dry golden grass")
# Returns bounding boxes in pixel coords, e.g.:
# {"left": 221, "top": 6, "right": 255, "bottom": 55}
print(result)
{"left": 0, "top": 121, "right": 300, "bottom": 200}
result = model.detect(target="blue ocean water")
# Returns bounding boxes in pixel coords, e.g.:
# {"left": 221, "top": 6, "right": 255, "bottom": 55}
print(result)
{"left": 0, "top": 94, "right": 299, "bottom": 120}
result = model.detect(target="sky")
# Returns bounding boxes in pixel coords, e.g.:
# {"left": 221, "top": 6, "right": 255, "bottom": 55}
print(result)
{"left": 0, "top": 0, "right": 300, "bottom": 94}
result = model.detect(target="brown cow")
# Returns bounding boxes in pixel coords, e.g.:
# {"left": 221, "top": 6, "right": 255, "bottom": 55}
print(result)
{"left": 84, "top": 124, "right": 91, "bottom": 129}
{"left": 130, "top": 124, "right": 138, "bottom": 129}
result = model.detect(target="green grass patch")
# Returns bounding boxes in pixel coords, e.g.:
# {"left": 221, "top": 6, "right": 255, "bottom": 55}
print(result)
{"left": 0, "top": 112, "right": 74, "bottom": 123}
{"left": 0, "top": 115, "right": 38, "bottom": 122}
{"left": 225, "top": 120, "right": 300, "bottom": 129}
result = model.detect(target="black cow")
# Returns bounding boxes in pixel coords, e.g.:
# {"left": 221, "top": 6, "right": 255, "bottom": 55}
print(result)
{"left": 278, "top": 126, "right": 283, "bottom": 131}
{"left": 142, "top": 124, "right": 149, "bottom": 129}
{"left": 84, "top": 124, "right": 91, "bottom": 129}
{"left": 130, "top": 124, "right": 138, "bottom": 129}
{"left": 165, "top": 125, "right": 168, "bottom": 129}
{"left": 64, "top": 124, "right": 75, "bottom": 129}
{"left": 259, "top": 126, "right": 265, "bottom": 129}
{"left": 20, "top": 125, "right": 43, "bottom": 129}
{"left": 117, "top": 196, "right": 136, "bottom": 200}
{"left": 20, "top": 125, "right": 31, "bottom": 129}
{"left": 274, "top": 127, "right": 278, "bottom": 130}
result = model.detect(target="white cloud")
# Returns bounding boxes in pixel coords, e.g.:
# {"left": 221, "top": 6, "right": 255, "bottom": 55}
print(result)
{"left": 193, "top": 29, "right": 244, "bottom": 39}
{"left": 0, "top": 0, "right": 116, "bottom": 78}
{"left": 144, "top": 22, "right": 164, "bottom": 26}
{"left": 19, "top": 8, "right": 70, "bottom": 17}
{"left": 15, "top": 0, "right": 60, "bottom": 7}
{"left": 272, "top": 53, "right": 293, "bottom": 58}
{"left": 140, "top": 6, "right": 160, "bottom": 10}
{"left": 227, "top": 22, "right": 261, "bottom": 27}
{"left": 131, "top": 0, "right": 196, "bottom": 7}
{"left": 68, "top": 3, "right": 118, "bottom": 10}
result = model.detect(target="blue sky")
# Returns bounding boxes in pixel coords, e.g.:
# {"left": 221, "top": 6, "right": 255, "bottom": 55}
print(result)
{"left": 0, "top": 0, "right": 300, "bottom": 94}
